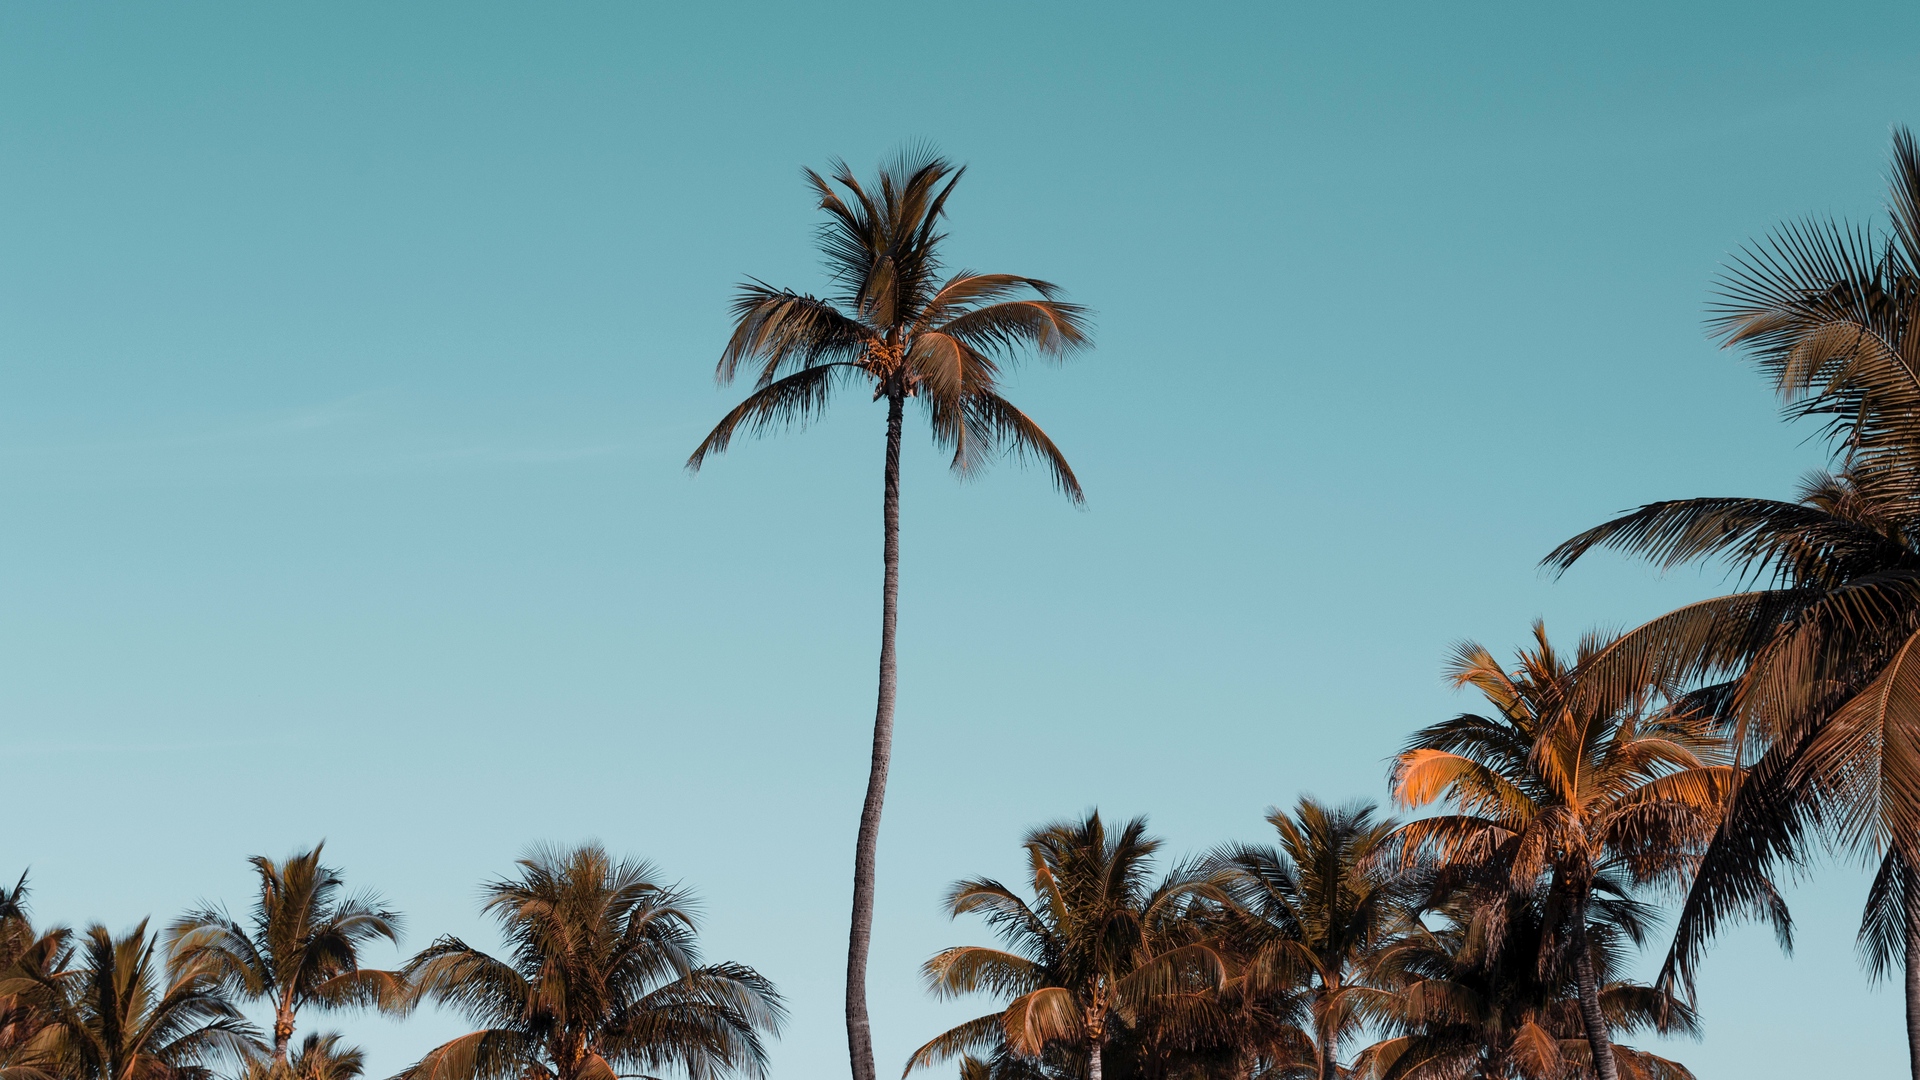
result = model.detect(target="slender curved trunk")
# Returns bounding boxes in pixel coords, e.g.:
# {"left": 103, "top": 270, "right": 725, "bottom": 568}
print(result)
{"left": 1571, "top": 898, "right": 1619, "bottom": 1080}
{"left": 1906, "top": 861, "right": 1920, "bottom": 1080}
{"left": 846, "top": 392, "right": 904, "bottom": 1080}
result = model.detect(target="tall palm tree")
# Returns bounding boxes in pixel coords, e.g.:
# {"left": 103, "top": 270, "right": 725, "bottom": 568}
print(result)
{"left": 1384, "top": 625, "right": 1729, "bottom": 1080}
{"left": 686, "top": 149, "right": 1090, "bottom": 1080}
{"left": 906, "top": 812, "right": 1225, "bottom": 1080}
{"left": 166, "top": 845, "right": 407, "bottom": 1066}
{"left": 1352, "top": 883, "right": 1696, "bottom": 1080}
{"left": 1542, "top": 129, "right": 1920, "bottom": 1077}
{"left": 1209, "top": 800, "right": 1404, "bottom": 1080}
{"left": 397, "top": 843, "right": 783, "bottom": 1080}
{"left": 5, "top": 921, "right": 259, "bottom": 1080}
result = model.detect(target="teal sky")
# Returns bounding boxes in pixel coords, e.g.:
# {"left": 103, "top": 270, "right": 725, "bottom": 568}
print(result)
{"left": 4, "top": 3, "right": 1918, "bottom": 1077}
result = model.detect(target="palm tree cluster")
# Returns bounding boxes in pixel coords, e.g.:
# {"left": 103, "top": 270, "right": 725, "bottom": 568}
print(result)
{"left": 0, "top": 845, "right": 782, "bottom": 1080}
{"left": 18, "top": 130, "right": 1920, "bottom": 1080}
{"left": 907, "top": 623, "right": 1715, "bottom": 1080}
{"left": 683, "top": 139, "right": 1920, "bottom": 1078}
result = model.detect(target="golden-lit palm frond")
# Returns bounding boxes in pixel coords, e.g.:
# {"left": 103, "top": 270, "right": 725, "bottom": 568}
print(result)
{"left": 1390, "top": 751, "right": 1534, "bottom": 828}
{"left": 1505, "top": 1020, "right": 1565, "bottom": 1079}
{"left": 1565, "top": 590, "right": 1823, "bottom": 742}
{"left": 1376, "top": 815, "right": 1514, "bottom": 875}
{"left": 929, "top": 296, "right": 1089, "bottom": 363}
{"left": 919, "top": 948, "right": 1043, "bottom": 1001}
{"left": 899, "top": 1014, "right": 1003, "bottom": 1077}
{"left": 1441, "top": 641, "right": 1525, "bottom": 718}
{"left": 393, "top": 1030, "right": 535, "bottom": 1080}
{"left": 998, "top": 987, "right": 1081, "bottom": 1058}
{"left": 1607, "top": 1046, "right": 1698, "bottom": 1080}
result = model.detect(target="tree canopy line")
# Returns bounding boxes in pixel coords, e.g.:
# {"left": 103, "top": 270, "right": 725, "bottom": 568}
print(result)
{"left": 13, "top": 128, "right": 1920, "bottom": 1080}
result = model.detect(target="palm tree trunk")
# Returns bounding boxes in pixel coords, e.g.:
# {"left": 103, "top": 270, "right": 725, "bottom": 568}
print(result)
{"left": 1316, "top": 1017, "right": 1337, "bottom": 1080}
{"left": 273, "top": 1006, "right": 293, "bottom": 1064}
{"left": 1571, "top": 902, "right": 1619, "bottom": 1080}
{"left": 1906, "top": 863, "right": 1920, "bottom": 1080}
{"left": 1088, "top": 1037, "right": 1103, "bottom": 1080}
{"left": 846, "top": 392, "right": 904, "bottom": 1080}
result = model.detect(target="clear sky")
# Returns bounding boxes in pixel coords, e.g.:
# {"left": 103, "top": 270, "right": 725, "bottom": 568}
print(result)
{"left": 3, "top": 3, "right": 1917, "bottom": 1077}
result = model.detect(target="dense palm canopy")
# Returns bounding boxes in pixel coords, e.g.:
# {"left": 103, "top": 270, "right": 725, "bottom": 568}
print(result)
{"left": 908, "top": 813, "right": 1227, "bottom": 1080}
{"left": 1543, "top": 129, "right": 1920, "bottom": 1075}
{"left": 1354, "top": 885, "right": 1696, "bottom": 1080}
{"left": 1385, "top": 625, "right": 1730, "bottom": 1080}
{"left": 166, "top": 846, "right": 405, "bottom": 1066}
{"left": 0, "top": 921, "right": 259, "bottom": 1080}
{"left": 688, "top": 147, "right": 1091, "bottom": 1080}
{"left": 398, "top": 844, "right": 783, "bottom": 1080}
{"left": 1209, "top": 800, "right": 1404, "bottom": 1080}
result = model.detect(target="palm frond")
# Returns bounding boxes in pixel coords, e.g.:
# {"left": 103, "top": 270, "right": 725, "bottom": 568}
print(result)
{"left": 899, "top": 1014, "right": 1004, "bottom": 1077}
{"left": 685, "top": 363, "right": 859, "bottom": 472}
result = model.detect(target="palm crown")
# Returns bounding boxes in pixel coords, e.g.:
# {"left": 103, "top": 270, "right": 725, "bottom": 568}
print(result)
{"left": 166, "top": 846, "right": 405, "bottom": 1065}
{"left": 398, "top": 844, "right": 783, "bottom": 1080}
{"left": 1210, "top": 799, "right": 1405, "bottom": 1080}
{"left": 687, "top": 149, "right": 1090, "bottom": 497}
{"left": 10, "top": 921, "right": 260, "bottom": 1080}
{"left": 1386, "top": 624, "right": 1729, "bottom": 1080}
{"left": 909, "top": 813, "right": 1226, "bottom": 1080}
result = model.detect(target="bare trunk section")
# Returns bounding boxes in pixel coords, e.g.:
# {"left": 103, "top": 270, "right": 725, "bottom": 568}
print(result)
{"left": 1572, "top": 900, "right": 1619, "bottom": 1080}
{"left": 1087, "top": 1039, "right": 1103, "bottom": 1080}
{"left": 273, "top": 1007, "right": 293, "bottom": 1065}
{"left": 846, "top": 393, "right": 904, "bottom": 1080}
{"left": 1316, "top": 1016, "right": 1337, "bottom": 1080}
{"left": 1906, "top": 865, "right": 1920, "bottom": 1080}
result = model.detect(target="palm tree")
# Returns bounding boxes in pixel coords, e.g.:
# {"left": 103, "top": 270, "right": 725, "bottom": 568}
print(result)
{"left": 398, "top": 843, "right": 783, "bottom": 1080}
{"left": 906, "top": 812, "right": 1226, "bottom": 1080}
{"left": 166, "top": 845, "right": 407, "bottom": 1066}
{"left": 6, "top": 921, "right": 259, "bottom": 1080}
{"left": 1209, "top": 800, "right": 1405, "bottom": 1080}
{"left": 237, "top": 1034, "right": 365, "bottom": 1080}
{"left": 1384, "top": 625, "right": 1729, "bottom": 1080}
{"left": 0, "top": 875, "right": 70, "bottom": 1080}
{"left": 1352, "top": 883, "right": 1696, "bottom": 1080}
{"left": 686, "top": 149, "right": 1090, "bottom": 1080}
{"left": 1542, "top": 129, "right": 1920, "bottom": 1076}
